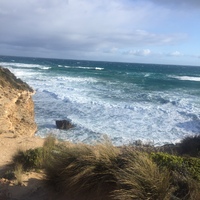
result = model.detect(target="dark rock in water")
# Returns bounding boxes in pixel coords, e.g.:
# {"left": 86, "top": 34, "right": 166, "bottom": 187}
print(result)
{"left": 56, "top": 120, "right": 74, "bottom": 130}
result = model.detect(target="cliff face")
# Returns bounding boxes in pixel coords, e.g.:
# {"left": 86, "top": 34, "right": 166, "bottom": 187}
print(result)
{"left": 0, "top": 67, "right": 37, "bottom": 136}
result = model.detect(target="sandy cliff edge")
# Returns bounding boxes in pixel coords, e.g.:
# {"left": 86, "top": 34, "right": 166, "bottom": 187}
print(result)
{"left": 0, "top": 67, "right": 37, "bottom": 136}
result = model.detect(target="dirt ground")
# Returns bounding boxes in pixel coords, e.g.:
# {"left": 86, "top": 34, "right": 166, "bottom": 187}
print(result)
{"left": 0, "top": 133, "right": 50, "bottom": 200}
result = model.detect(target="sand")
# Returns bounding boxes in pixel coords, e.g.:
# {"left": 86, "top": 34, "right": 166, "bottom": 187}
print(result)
{"left": 0, "top": 133, "right": 50, "bottom": 200}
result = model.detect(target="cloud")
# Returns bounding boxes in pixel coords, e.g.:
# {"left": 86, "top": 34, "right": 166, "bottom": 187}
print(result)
{"left": 168, "top": 51, "right": 183, "bottom": 57}
{"left": 125, "top": 49, "right": 151, "bottom": 56}
{"left": 0, "top": 0, "right": 198, "bottom": 66}
{"left": 0, "top": 1, "right": 186, "bottom": 51}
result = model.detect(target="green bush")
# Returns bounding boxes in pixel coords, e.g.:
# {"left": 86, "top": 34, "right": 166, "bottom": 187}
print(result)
{"left": 151, "top": 152, "right": 200, "bottom": 199}
{"left": 12, "top": 135, "right": 56, "bottom": 171}
{"left": 13, "top": 147, "right": 44, "bottom": 170}
{"left": 151, "top": 152, "right": 200, "bottom": 180}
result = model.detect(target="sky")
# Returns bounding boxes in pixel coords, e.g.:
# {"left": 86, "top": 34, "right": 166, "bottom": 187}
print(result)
{"left": 0, "top": 0, "right": 200, "bottom": 66}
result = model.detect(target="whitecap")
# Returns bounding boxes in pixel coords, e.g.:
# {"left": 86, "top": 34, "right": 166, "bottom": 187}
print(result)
{"left": 40, "top": 66, "right": 51, "bottom": 70}
{"left": 169, "top": 75, "right": 200, "bottom": 82}
{"left": 64, "top": 65, "right": 72, "bottom": 68}
{"left": 0, "top": 62, "right": 41, "bottom": 68}
{"left": 0, "top": 62, "right": 50, "bottom": 70}
{"left": 144, "top": 73, "right": 150, "bottom": 77}
{"left": 95, "top": 67, "right": 104, "bottom": 70}
{"left": 77, "top": 66, "right": 92, "bottom": 69}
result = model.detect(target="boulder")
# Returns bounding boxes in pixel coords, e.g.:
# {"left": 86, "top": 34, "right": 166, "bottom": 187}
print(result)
{"left": 56, "top": 120, "right": 74, "bottom": 130}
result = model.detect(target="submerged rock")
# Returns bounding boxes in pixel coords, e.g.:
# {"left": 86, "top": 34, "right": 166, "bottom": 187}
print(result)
{"left": 0, "top": 67, "right": 37, "bottom": 136}
{"left": 56, "top": 120, "right": 74, "bottom": 130}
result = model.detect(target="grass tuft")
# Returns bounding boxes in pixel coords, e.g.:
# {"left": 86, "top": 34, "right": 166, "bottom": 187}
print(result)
{"left": 45, "top": 141, "right": 119, "bottom": 200}
{"left": 112, "top": 148, "right": 173, "bottom": 200}
{"left": 14, "top": 163, "right": 23, "bottom": 185}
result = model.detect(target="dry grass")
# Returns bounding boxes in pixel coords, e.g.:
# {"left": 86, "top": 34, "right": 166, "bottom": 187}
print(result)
{"left": 10, "top": 135, "right": 200, "bottom": 200}
{"left": 45, "top": 140, "right": 120, "bottom": 200}
{"left": 14, "top": 163, "right": 23, "bottom": 185}
{"left": 112, "top": 148, "right": 173, "bottom": 200}
{"left": 45, "top": 141, "right": 173, "bottom": 200}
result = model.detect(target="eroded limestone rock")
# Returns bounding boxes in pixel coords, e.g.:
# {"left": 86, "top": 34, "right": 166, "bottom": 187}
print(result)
{"left": 0, "top": 67, "right": 37, "bottom": 136}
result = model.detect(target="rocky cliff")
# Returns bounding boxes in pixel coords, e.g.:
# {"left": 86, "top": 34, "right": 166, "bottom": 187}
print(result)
{"left": 0, "top": 67, "right": 37, "bottom": 136}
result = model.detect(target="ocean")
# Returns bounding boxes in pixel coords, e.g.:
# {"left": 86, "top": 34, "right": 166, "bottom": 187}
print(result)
{"left": 1, "top": 55, "right": 200, "bottom": 146}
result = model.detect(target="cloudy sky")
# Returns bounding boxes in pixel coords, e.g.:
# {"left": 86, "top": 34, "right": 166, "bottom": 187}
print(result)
{"left": 0, "top": 0, "right": 200, "bottom": 66}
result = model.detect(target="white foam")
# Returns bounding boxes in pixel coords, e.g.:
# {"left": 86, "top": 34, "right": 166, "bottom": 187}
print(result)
{"left": 0, "top": 62, "right": 50, "bottom": 70}
{"left": 34, "top": 80, "right": 200, "bottom": 146}
{"left": 0, "top": 62, "right": 40, "bottom": 68}
{"left": 144, "top": 73, "right": 150, "bottom": 77}
{"left": 169, "top": 75, "right": 200, "bottom": 82}
{"left": 55, "top": 76, "right": 98, "bottom": 83}
{"left": 40, "top": 66, "right": 51, "bottom": 70}
{"left": 63, "top": 66, "right": 104, "bottom": 70}
{"left": 95, "top": 67, "right": 104, "bottom": 70}
{"left": 3, "top": 61, "right": 200, "bottom": 146}
{"left": 77, "top": 66, "right": 93, "bottom": 69}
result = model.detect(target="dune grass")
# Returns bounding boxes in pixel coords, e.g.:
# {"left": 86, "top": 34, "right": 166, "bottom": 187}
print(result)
{"left": 11, "top": 135, "right": 200, "bottom": 200}
{"left": 45, "top": 140, "right": 120, "bottom": 200}
{"left": 111, "top": 148, "right": 173, "bottom": 200}
{"left": 44, "top": 141, "right": 174, "bottom": 200}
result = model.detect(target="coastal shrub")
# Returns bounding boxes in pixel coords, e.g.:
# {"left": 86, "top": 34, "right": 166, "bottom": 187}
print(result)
{"left": 151, "top": 152, "right": 200, "bottom": 180}
{"left": 12, "top": 135, "right": 57, "bottom": 171}
{"left": 112, "top": 148, "right": 173, "bottom": 200}
{"left": 13, "top": 148, "right": 44, "bottom": 170}
{"left": 45, "top": 141, "right": 120, "bottom": 200}
{"left": 177, "top": 135, "right": 200, "bottom": 157}
{"left": 151, "top": 152, "right": 200, "bottom": 199}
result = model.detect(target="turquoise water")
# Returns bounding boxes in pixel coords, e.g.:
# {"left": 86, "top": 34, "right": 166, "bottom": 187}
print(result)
{"left": 1, "top": 55, "right": 200, "bottom": 145}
